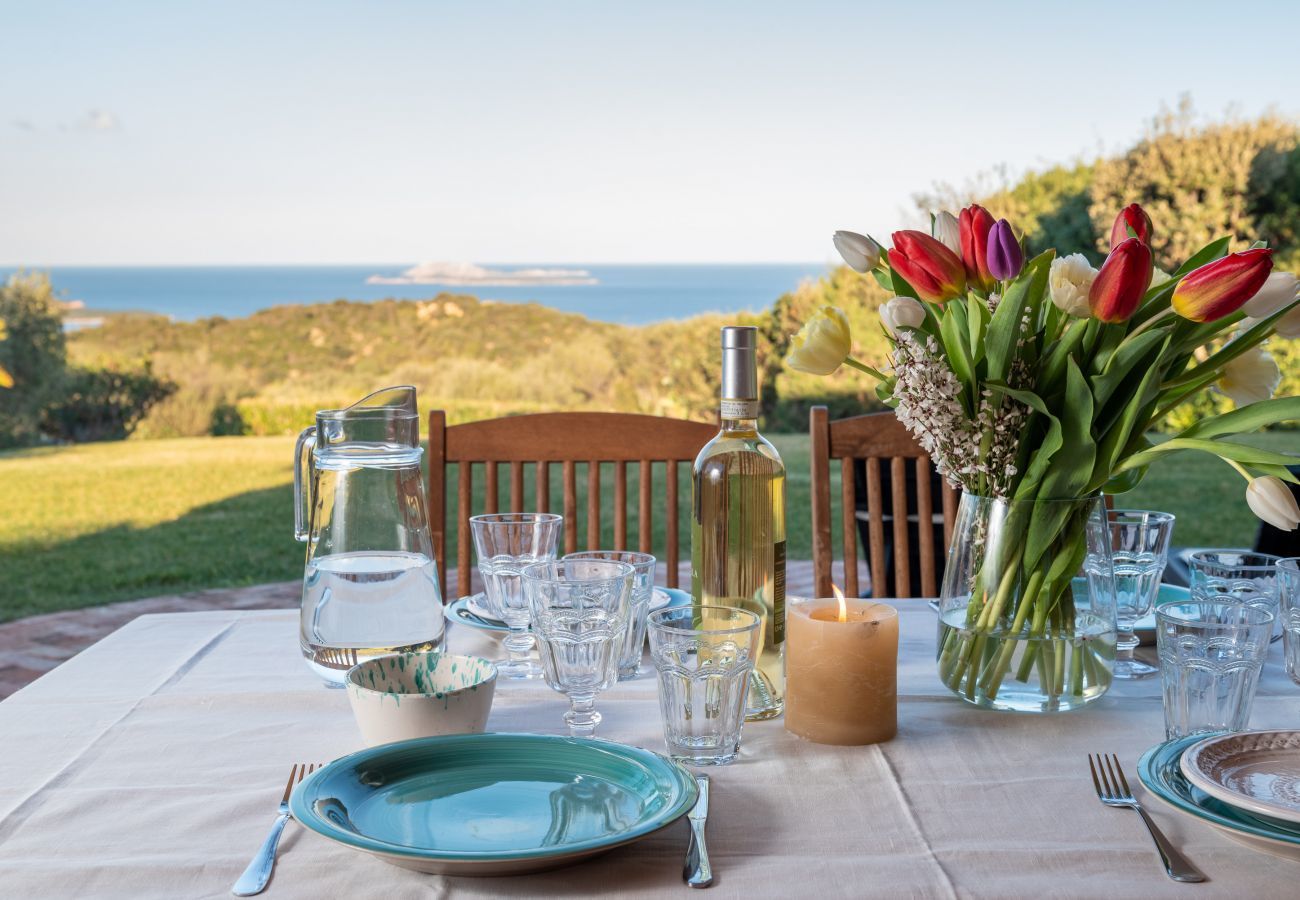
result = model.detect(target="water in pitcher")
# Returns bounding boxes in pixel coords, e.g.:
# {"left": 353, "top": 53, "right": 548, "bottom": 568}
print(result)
{"left": 300, "top": 550, "right": 445, "bottom": 686}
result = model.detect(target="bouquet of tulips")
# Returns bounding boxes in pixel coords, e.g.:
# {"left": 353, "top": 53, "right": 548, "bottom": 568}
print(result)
{"left": 786, "top": 203, "right": 1300, "bottom": 707}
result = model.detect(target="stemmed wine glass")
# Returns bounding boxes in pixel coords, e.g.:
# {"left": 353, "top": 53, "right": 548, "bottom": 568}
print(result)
{"left": 470, "top": 513, "right": 563, "bottom": 679}
{"left": 522, "top": 558, "right": 633, "bottom": 738}
{"left": 1107, "top": 509, "right": 1175, "bottom": 680}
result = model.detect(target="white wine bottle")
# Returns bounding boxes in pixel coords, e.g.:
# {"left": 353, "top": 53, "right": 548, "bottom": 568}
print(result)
{"left": 691, "top": 325, "right": 786, "bottom": 720}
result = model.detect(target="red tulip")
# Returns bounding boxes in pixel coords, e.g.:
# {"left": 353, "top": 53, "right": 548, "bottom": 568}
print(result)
{"left": 959, "top": 204, "right": 996, "bottom": 292}
{"left": 1089, "top": 237, "right": 1153, "bottom": 323}
{"left": 888, "top": 230, "right": 967, "bottom": 303}
{"left": 1109, "top": 203, "right": 1154, "bottom": 249}
{"left": 1171, "top": 248, "right": 1274, "bottom": 323}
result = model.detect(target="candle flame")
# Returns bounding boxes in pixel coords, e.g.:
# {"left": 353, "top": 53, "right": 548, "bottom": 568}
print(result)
{"left": 832, "top": 583, "right": 847, "bottom": 623}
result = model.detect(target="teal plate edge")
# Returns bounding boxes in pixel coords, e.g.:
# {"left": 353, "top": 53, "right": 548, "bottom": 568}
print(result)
{"left": 1138, "top": 734, "right": 1300, "bottom": 846}
{"left": 289, "top": 732, "right": 699, "bottom": 863}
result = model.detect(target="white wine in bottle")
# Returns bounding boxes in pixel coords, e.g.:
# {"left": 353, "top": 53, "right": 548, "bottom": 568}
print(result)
{"left": 691, "top": 325, "right": 786, "bottom": 720}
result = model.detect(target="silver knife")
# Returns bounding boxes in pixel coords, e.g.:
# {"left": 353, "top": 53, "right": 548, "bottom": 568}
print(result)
{"left": 683, "top": 774, "right": 712, "bottom": 889}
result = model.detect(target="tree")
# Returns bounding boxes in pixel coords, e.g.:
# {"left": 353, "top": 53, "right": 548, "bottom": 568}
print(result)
{"left": 0, "top": 273, "right": 68, "bottom": 446}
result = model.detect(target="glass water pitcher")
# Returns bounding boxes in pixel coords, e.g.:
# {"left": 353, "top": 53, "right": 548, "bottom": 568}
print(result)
{"left": 294, "top": 386, "right": 445, "bottom": 686}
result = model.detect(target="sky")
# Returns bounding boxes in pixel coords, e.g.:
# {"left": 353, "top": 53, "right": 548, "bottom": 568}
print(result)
{"left": 2, "top": 0, "right": 1299, "bottom": 266}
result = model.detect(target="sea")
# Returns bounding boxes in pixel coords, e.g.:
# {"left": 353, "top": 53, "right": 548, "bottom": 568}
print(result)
{"left": 5, "top": 263, "right": 831, "bottom": 325}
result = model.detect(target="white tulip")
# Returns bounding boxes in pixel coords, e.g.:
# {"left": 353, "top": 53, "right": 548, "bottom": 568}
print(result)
{"left": 1246, "top": 476, "right": 1300, "bottom": 531}
{"left": 832, "top": 231, "right": 882, "bottom": 273}
{"left": 1217, "top": 344, "right": 1281, "bottom": 407}
{"left": 1243, "top": 271, "right": 1299, "bottom": 319}
{"left": 786, "top": 306, "right": 853, "bottom": 375}
{"left": 879, "top": 296, "right": 927, "bottom": 336}
{"left": 1048, "top": 253, "right": 1097, "bottom": 318}
{"left": 1276, "top": 303, "right": 1300, "bottom": 339}
{"left": 932, "top": 211, "right": 961, "bottom": 256}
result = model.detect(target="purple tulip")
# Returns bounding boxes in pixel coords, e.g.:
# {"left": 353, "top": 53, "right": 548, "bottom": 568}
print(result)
{"left": 986, "top": 219, "right": 1022, "bottom": 282}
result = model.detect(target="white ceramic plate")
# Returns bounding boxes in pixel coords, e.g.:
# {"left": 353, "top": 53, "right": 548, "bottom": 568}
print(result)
{"left": 1180, "top": 731, "right": 1300, "bottom": 826}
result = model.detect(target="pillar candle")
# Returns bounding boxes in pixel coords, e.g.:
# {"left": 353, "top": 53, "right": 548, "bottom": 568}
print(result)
{"left": 785, "top": 596, "right": 898, "bottom": 745}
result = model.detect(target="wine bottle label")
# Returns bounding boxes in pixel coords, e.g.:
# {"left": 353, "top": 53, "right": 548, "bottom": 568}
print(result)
{"left": 772, "top": 539, "right": 786, "bottom": 645}
{"left": 720, "top": 398, "right": 759, "bottom": 420}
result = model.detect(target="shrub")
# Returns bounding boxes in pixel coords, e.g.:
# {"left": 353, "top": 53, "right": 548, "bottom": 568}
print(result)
{"left": 41, "top": 365, "right": 176, "bottom": 442}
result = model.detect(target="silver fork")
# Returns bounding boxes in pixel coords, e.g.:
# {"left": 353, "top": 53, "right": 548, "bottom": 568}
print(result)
{"left": 232, "top": 763, "right": 320, "bottom": 896}
{"left": 1088, "top": 753, "right": 1205, "bottom": 883}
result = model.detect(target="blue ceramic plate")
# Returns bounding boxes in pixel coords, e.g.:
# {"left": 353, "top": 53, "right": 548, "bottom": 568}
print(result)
{"left": 290, "top": 733, "right": 699, "bottom": 875}
{"left": 450, "top": 588, "right": 692, "bottom": 634}
{"left": 448, "top": 595, "right": 509, "bottom": 632}
{"left": 1138, "top": 735, "right": 1300, "bottom": 859}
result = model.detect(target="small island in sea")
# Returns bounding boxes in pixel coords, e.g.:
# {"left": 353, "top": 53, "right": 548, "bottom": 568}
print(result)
{"left": 367, "top": 262, "right": 598, "bottom": 287}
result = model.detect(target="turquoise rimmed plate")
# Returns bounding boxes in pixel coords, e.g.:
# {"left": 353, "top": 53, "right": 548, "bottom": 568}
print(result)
{"left": 1138, "top": 735, "right": 1300, "bottom": 860}
{"left": 290, "top": 733, "right": 698, "bottom": 875}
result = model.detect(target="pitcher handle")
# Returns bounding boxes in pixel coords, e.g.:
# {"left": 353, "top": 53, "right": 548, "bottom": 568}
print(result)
{"left": 293, "top": 425, "right": 317, "bottom": 542}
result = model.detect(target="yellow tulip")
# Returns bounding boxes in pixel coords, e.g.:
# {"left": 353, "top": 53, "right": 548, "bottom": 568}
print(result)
{"left": 786, "top": 306, "right": 853, "bottom": 376}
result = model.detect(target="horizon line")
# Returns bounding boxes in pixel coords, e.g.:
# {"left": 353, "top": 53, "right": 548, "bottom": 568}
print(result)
{"left": 1, "top": 259, "right": 833, "bottom": 269}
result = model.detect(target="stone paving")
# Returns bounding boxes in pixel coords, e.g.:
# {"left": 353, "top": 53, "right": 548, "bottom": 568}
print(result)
{"left": 0, "top": 560, "right": 855, "bottom": 699}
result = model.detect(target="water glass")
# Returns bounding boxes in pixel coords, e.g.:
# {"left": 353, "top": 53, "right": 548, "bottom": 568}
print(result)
{"left": 564, "top": 550, "right": 656, "bottom": 679}
{"left": 648, "top": 605, "right": 761, "bottom": 766}
{"left": 1155, "top": 600, "right": 1274, "bottom": 740}
{"left": 470, "top": 513, "right": 563, "bottom": 679}
{"left": 522, "top": 559, "right": 633, "bottom": 738}
{"left": 1107, "top": 510, "right": 1175, "bottom": 680}
{"left": 1188, "top": 550, "right": 1283, "bottom": 641}
{"left": 1279, "top": 558, "right": 1300, "bottom": 686}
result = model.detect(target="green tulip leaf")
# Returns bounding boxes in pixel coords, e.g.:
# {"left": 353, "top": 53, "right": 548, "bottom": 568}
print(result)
{"left": 1175, "top": 396, "right": 1300, "bottom": 441}
{"left": 871, "top": 269, "right": 894, "bottom": 293}
{"left": 967, "top": 293, "right": 989, "bottom": 366}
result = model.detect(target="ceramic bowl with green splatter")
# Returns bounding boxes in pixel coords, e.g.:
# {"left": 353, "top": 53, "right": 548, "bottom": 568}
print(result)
{"left": 346, "top": 652, "right": 497, "bottom": 747}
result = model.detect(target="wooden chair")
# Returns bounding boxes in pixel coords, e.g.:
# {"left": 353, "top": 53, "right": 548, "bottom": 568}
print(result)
{"left": 428, "top": 411, "right": 718, "bottom": 599}
{"left": 809, "top": 407, "right": 959, "bottom": 599}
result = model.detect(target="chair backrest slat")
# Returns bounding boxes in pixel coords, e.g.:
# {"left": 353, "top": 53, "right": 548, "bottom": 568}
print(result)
{"left": 428, "top": 411, "right": 715, "bottom": 598}
{"left": 586, "top": 461, "right": 601, "bottom": 550}
{"left": 915, "top": 457, "right": 937, "bottom": 597}
{"left": 863, "top": 456, "right": 886, "bottom": 597}
{"left": 665, "top": 461, "right": 681, "bottom": 589}
{"left": 456, "top": 459, "right": 473, "bottom": 596}
{"left": 509, "top": 461, "right": 524, "bottom": 513}
{"left": 562, "top": 460, "right": 578, "bottom": 554}
{"left": 485, "top": 461, "right": 499, "bottom": 514}
{"left": 638, "top": 460, "right": 653, "bottom": 555}
{"left": 614, "top": 461, "right": 628, "bottom": 550}
{"left": 891, "top": 456, "right": 911, "bottom": 597}
{"left": 810, "top": 407, "right": 954, "bottom": 600}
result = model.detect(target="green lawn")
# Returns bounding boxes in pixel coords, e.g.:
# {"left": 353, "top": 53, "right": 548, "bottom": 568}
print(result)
{"left": 1, "top": 432, "right": 1293, "bottom": 622}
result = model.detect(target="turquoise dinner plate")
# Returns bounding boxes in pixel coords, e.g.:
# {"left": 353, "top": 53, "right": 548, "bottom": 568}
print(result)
{"left": 448, "top": 595, "right": 509, "bottom": 632}
{"left": 289, "top": 733, "right": 699, "bottom": 876}
{"left": 449, "top": 588, "right": 692, "bottom": 634}
{"left": 1138, "top": 735, "right": 1300, "bottom": 859}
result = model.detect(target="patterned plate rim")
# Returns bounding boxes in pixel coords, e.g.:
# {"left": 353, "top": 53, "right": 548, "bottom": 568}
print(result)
{"left": 1180, "top": 730, "right": 1300, "bottom": 826}
{"left": 1138, "top": 735, "right": 1300, "bottom": 847}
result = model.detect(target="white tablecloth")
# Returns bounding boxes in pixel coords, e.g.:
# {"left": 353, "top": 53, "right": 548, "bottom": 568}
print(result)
{"left": 1, "top": 606, "right": 1298, "bottom": 899}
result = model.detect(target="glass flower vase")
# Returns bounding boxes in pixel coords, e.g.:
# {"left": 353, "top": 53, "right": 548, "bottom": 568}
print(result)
{"left": 936, "top": 493, "right": 1117, "bottom": 713}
